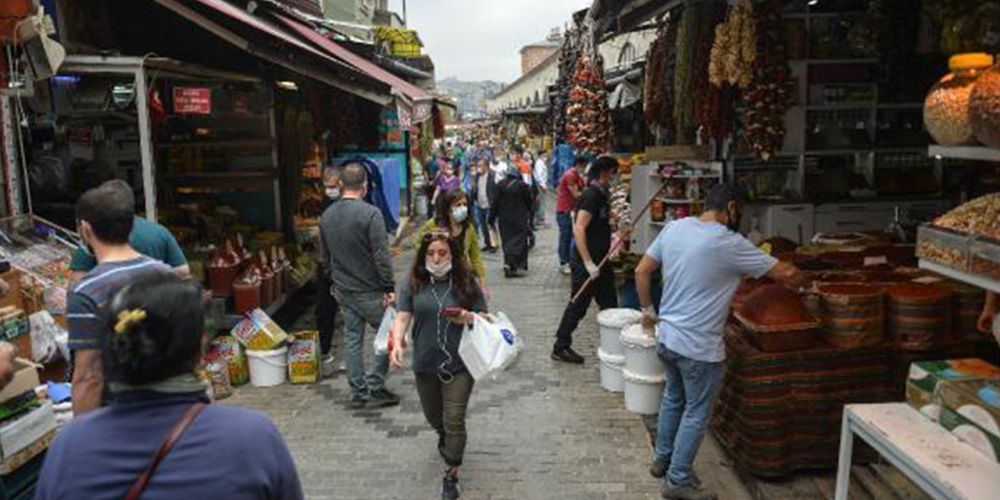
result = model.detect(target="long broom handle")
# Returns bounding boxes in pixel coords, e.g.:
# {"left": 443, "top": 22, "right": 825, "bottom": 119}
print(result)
{"left": 570, "top": 180, "right": 670, "bottom": 304}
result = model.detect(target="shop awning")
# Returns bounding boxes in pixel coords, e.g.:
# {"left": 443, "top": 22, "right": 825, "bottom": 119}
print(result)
{"left": 152, "top": 0, "right": 393, "bottom": 105}
{"left": 272, "top": 13, "right": 432, "bottom": 105}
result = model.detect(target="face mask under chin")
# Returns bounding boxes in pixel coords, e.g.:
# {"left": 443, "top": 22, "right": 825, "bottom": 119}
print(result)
{"left": 427, "top": 261, "right": 453, "bottom": 279}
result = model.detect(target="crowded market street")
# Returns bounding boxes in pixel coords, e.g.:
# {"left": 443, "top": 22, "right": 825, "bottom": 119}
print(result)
{"left": 224, "top": 198, "right": 751, "bottom": 500}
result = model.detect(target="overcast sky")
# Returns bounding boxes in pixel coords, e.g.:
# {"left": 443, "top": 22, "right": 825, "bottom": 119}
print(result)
{"left": 387, "top": 0, "right": 592, "bottom": 83}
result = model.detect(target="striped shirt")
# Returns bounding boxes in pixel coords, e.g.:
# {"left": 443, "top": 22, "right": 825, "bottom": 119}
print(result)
{"left": 67, "top": 257, "right": 172, "bottom": 351}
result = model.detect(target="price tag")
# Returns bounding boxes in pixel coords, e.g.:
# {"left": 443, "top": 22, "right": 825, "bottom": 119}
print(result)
{"left": 864, "top": 256, "right": 888, "bottom": 266}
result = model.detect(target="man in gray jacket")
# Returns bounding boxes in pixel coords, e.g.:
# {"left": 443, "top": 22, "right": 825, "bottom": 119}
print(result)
{"left": 320, "top": 163, "right": 399, "bottom": 409}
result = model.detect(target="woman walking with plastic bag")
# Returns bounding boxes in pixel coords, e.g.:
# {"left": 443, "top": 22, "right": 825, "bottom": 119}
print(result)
{"left": 389, "top": 231, "right": 487, "bottom": 500}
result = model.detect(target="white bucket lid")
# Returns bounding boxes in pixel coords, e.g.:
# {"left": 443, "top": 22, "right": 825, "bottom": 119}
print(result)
{"left": 246, "top": 346, "right": 288, "bottom": 358}
{"left": 623, "top": 369, "right": 666, "bottom": 384}
{"left": 597, "top": 308, "right": 643, "bottom": 328}
{"left": 621, "top": 323, "right": 657, "bottom": 348}
{"left": 597, "top": 348, "right": 626, "bottom": 365}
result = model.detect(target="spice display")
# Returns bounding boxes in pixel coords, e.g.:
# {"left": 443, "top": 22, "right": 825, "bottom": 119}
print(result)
{"left": 761, "top": 236, "right": 798, "bottom": 255}
{"left": 737, "top": 285, "right": 816, "bottom": 327}
{"left": 566, "top": 49, "right": 612, "bottom": 154}
{"left": 817, "top": 284, "right": 886, "bottom": 349}
{"left": 945, "top": 281, "right": 987, "bottom": 340}
{"left": 925, "top": 54, "right": 995, "bottom": 145}
{"left": 916, "top": 225, "right": 971, "bottom": 271}
{"left": 970, "top": 64, "right": 1000, "bottom": 148}
{"left": 708, "top": 0, "right": 756, "bottom": 90}
{"left": 644, "top": 20, "right": 679, "bottom": 143}
{"left": 932, "top": 193, "right": 1000, "bottom": 239}
{"left": 885, "top": 284, "right": 953, "bottom": 351}
{"left": 739, "top": 0, "right": 795, "bottom": 161}
{"left": 674, "top": 5, "right": 698, "bottom": 144}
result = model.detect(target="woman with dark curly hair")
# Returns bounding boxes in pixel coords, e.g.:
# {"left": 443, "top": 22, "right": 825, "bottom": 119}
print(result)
{"left": 36, "top": 273, "right": 303, "bottom": 500}
{"left": 390, "top": 232, "right": 487, "bottom": 500}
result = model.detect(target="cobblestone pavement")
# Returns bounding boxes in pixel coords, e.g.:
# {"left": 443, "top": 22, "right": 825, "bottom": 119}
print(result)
{"left": 224, "top": 198, "right": 750, "bottom": 500}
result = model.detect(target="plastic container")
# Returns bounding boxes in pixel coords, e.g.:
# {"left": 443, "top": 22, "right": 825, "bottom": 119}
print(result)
{"left": 971, "top": 236, "right": 1000, "bottom": 280}
{"left": 971, "top": 61, "right": 1000, "bottom": 148}
{"left": 597, "top": 348, "right": 625, "bottom": 393}
{"left": 207, "top": 263, "right": 239, "bottom": 298}
{"left": 597, "top": 309, "right": 643, "bottom": 358}
{"left": 247, "top": 347, "right": 288, "bottom": 387}
{"left": 916, "top": 224, "right": 972, "bottom": 272}
{"left": 924, "top": 53, "right": 995, "bottom": 146}
{"left": 232, "top": 281, "right": 261, "bottom": 315}
{"left": 620, "top": 324, "right": 666, "bottom": 378}
{"left": 623, "top": 369, "right": 665, "bottom": 415}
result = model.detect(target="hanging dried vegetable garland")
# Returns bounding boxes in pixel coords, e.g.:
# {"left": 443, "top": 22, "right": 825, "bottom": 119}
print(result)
{"left": 643, "top": 19, "right": 678, "bottom": 144}
{"left": 565, "top": 43, "right": 612, "bottom": 154}
{"left": 553, "top": 25, "right": 583, "bottom": 142}
{"left": 709, "top": 0, "right": 756, "bottom": 90}
{"left": 695, "top": 2, "right": 734, "bottom": 143}
{"left": 739, "top": 0, "right": 795, "bottom": 161}
{"left": 674, "top": 5, "right": 699, "bottom": 144}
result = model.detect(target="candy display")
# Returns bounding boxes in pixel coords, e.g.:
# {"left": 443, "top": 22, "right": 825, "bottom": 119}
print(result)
{"left": 924, "top": 54, "right": 994, "bottom": 145}
{"left": 970, "top": 63, "right": 1000, "bottom": 148}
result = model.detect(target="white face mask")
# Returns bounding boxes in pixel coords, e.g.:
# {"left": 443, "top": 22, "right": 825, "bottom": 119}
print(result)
{"left": 426, "top": 260, "right": 452, "bottom": 279}
{"left": 452, "top": 206, "right": 468, "bottom": 223}
{"left": 325, "top": 188, "right": 341, "bottom": 200}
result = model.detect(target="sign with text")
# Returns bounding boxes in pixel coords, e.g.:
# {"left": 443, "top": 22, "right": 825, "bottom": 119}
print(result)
{"left": 173, "top": 87, "right": 212, "bottom": 115}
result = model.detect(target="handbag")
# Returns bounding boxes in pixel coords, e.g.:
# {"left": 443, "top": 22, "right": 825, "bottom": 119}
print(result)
{"left": 123, "top": 403, "right": 206, "bottom": 500}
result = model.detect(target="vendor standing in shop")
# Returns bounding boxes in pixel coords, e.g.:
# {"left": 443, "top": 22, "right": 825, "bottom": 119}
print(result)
{"left": 68, "top": 183, "right": 174, "bottom": 415}
{"left": 552, "top": 156, "right": 621, "bottom": 365}
{"left": 634, "top": 184, "right": 809, "bottom": 500}
{"left": 317, "top": 165, "right": 343, "bottom": 377}
{"left": 68, "top": 180, "right": 188, "bottom": 283}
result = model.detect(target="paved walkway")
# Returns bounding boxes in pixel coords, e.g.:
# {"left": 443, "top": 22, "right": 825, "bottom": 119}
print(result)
{"left": 224, "top": 198, "right": 751, "bottom": 500}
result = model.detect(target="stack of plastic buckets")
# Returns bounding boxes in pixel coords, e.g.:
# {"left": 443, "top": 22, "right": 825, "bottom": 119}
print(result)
{"left": 596, "top": 309, "right": 643, "bottom": 392}
{"left": 621, "top": 324, "right": 666, "bottom": 414}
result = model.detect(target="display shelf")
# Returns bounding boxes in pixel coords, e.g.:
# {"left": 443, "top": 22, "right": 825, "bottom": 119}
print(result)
{"left": 157, "top": 139, "right": 274, "bottom": 151}
{"left": 918, "top": 260, "right": 1000, "bottom": 294}
{"left": 218, "top": 279, "right": 305, "bottom": 331}
{"left": 656, "top": 198, "right": 703, "bottom": 205}
{"left": 835, "top": 403, "right": 1000, "bottom": 500}
{"left": 928, "top": 145, "right": 1000, "bottom": 163}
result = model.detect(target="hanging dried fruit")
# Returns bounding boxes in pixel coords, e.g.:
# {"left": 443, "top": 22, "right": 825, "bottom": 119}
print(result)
{"left": 739, "top": 0, "right": 795, "bottom": 161}
{"left": 694, "top": 2, "right": 732, "bottom": 143}
{"left": 644, "top": 19, "right": 679, "bottom": 143}
{"left": 566, "top": 48, "right": 612, "bottom": 154}
{"left": 708, "top": 0, "right": 756, "bottom": 90}
{"left": 674, "top": 5, "right": 699, "bottom": 144}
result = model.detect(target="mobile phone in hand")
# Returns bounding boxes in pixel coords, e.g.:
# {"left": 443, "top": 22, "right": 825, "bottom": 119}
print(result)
{"left": 443, "top": 307, "right": 463, "bottom": 318}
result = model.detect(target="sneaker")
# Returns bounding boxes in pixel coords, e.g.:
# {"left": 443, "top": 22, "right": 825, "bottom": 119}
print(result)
{"left": 504, "top": 266, "right": 515, "bottom": 278}
{"left": 349, "top": 392, "right": 368, "bottom": 410}
{"left": 560, "top": 264, "right": 571, "bottom": 275}
{"left": 322, "top": 354, "right": 337, "bottom": 379}
{"left": 367, "top": 388, "right": 401, "bottom": 408}
{"left": 442, "top": 473, "right": 461, "bottom": 500}
{"left": 650, "top": 459, "right": 668, "bottom": 479}
{"left": 662, "top": 480, "right": 716, "bottom": 500}
{"left": 551, "top": 347, "right": 585, "bottom": 364}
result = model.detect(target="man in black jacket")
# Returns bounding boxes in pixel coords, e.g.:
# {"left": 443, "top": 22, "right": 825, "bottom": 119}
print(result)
{"left": 470, "top": 158, "right": 498, "bottom": 253}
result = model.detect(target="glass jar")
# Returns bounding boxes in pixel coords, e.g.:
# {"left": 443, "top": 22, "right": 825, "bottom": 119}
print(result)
{"left": 971, "top": 58, "right": 1000, "bottom": 148}
{"left": 924, "top": 53, "right": 994, "bottom": 146}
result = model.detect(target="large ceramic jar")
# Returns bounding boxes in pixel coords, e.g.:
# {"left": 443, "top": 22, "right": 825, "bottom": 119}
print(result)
{"left": 924, "top": 53, "right": 994, "bottom": 146}
{"left": 971, "top": 58, "right": 1000, "bottom": 148}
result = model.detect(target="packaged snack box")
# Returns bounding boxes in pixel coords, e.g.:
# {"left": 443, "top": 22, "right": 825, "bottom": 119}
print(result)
{"left": 287, "top": 331, "right": 320, "bottom": 384}
{"left": 938, "top": 404, "right": 1000, "bottom": 463}
{"left": 231, "top": 309, "right": 289, "bottom": 351}
{"left": 936, "top": 378, "right": 1000, "bottom": 463}
{"left": 906, "top": 359, "right": 1000, "bottom": 420}
{"left": 210, "top": 335, "right": 249, "bottom": 386}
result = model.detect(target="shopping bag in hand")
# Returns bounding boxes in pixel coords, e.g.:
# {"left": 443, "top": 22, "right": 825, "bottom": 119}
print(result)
{"left": 459, "top": 312, "right": 523, "bottom": 380}
{"left": 373, "top": 307, "right": 397, "bottom": 356}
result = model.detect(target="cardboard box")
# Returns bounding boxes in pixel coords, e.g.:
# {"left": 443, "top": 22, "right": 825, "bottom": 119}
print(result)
{"left": 0, "top": 401, "right": 55, "bottom": 459}
{"left": 936, "top": 378, "right": 1000, "bottom": 445}
{"left": 0, "top": 358, "right": 40, "bottom": 405}
{"left": 0, "top": 429, "right": 54, "bottom": 474}
{"left": 287, "top": 331, "right": 320, "bottom": 384}
{"left": 231, "top": 309, "right": 289, "bottom": 351}
{"left": 905, "top": 359, "right": 1000, "bottom": 420}
{"left": 939, "top": 405, "right": 1000, "bottom": 463}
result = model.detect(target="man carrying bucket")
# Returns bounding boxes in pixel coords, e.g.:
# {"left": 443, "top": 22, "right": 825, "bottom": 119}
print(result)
{"left": 634, "top": 184, "right": 808, "bottom": 500}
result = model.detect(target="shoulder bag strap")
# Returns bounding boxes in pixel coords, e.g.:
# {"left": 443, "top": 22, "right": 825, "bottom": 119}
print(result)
{"left": 123, "top": 402, "right": 206, "bottom": 500}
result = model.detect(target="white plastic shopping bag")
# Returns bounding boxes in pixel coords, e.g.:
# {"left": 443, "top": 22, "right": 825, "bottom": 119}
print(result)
{"left": 459, "top": 312, "right": 523, "bottom": 380}
{"left": 373, "top": 307, "right": 397, "bottom": 356}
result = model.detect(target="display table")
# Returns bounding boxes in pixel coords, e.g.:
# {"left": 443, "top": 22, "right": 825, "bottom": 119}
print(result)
{"left": 835, "top": 403, "right": 1000, "bottom": 500}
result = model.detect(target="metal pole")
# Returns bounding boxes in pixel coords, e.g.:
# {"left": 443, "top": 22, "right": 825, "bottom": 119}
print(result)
{"left": 134, "top": 67, "right": 158, "bottom": 222}
{"left": 402, "top": 0, "right": 407, "bottom": 26}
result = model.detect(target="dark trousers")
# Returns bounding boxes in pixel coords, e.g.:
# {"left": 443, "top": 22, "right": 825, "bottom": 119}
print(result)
{"left": 316, "top": 271, "right": 339, "bottom": 356}
{"left": 473, "top": 205, "right": 494, "bottom": 248}
{"left": 554, "top": 260, "right": 618, "bottom": 351}
{"left": 556, "top": 212, "right": 573, "bottom": 266}
{"left": 415, "top": 371, "right": 475, "bottom": 468}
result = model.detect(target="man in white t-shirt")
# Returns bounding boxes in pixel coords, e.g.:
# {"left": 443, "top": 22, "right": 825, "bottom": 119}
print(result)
{"left": 634, "top": 184, "right": 809, "bottom": 500}
{"left": 533, "top": 151, "right": 549, "bottom": 227}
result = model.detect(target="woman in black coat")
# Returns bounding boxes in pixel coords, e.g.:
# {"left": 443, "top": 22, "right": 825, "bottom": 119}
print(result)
{"left": 492, "top": 165, "right": 534, "bottom": 277}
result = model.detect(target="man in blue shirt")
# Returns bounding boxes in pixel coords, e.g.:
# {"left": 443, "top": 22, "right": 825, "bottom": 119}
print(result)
{"left": 634, "top": 184, "right": 808, "bottom": 500}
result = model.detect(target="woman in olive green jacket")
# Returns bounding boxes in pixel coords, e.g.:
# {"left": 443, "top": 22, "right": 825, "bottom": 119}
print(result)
{"left": 417, "top": 190, "right": 489, "bottom": 299}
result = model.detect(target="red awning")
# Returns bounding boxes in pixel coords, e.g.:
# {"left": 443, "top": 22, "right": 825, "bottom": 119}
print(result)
{"left": 273, "top": 13, "right": 432, "bottom": 104}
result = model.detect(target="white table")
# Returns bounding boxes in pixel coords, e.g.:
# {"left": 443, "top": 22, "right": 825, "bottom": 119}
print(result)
{"left": 836, "top": 403, "right": 1000, "bottom": 500}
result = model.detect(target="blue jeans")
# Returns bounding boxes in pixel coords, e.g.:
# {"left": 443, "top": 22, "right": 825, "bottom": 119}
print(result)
{"left": 557, "top": 212, "right": 573, "bottom": 266}
{"left": 474, "top": 204, "right": 493, "bottom": 248}
{"left": 341, "top": 292, "right": 390, "bottom": 396}
{"left": 654, "top": 344, "right": 724, "bottom": 487}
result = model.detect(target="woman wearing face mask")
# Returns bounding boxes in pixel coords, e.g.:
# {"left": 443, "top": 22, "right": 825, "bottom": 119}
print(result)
{"left": 432, "top": 161, "right": 461, "bottom": 207}
{"left": 417, "top": 190, "right": 488, "bottom": 297}
{"left": 390, "top": 232, "right": 487, "bottom": 500}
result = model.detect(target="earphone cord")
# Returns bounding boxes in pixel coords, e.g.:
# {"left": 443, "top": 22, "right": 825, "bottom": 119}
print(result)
{"left": 431, "top": 278, "right": 455, "bottom": 385}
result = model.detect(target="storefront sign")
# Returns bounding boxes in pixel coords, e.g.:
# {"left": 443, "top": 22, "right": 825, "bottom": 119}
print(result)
{"left": 380, "top": 106, "right": 404, "bottom": 150}
{"left": 173, "top": 87, "right": 212, "bottom": 115}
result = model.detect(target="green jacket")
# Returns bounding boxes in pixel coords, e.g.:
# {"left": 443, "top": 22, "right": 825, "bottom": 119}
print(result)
{"left": 416, "top": 219, "right": 486, "bottom": 279}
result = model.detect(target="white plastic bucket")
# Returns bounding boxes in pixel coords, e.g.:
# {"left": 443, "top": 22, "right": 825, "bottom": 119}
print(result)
{"left": 597, "top": 309, "right": 642, "bottom": 357}
{"left": 621, "top": 324, "right": 666, "bottom": 378}
{"left": 597, "top": 348, "right": 625, "bottom": 393}
{"left": 623, "top": 369, "right": 665, "bottom": 414}
{"left": 247, "top": 347, "right": 288, "bottom": 387}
